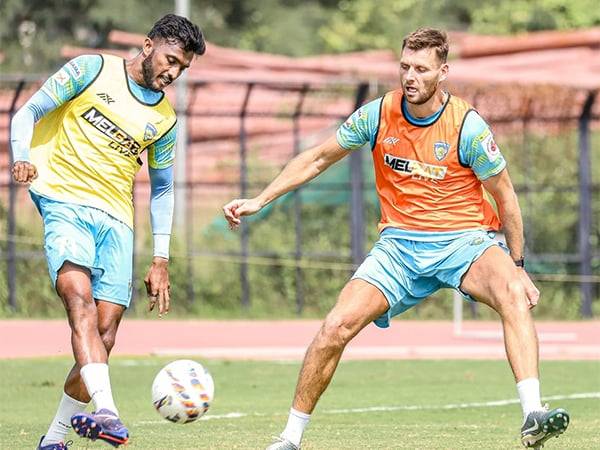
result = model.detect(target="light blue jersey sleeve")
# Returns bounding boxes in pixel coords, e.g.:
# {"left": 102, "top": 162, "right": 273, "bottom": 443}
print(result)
{"left": 149, "top": 166, "right": 174, "bottom": 259}
{"left": 336, "top": 98, "right": 382, "bottom": 150}
{"left": 10, "top": 55, "right": 102, "bottom": 162}
{"left": 458, "top": 111, "right": 506, "bottom": 180}
{"left": 40, "top": 54, "right": 103, "bottom": 106}
{"left": 147, "top": 123, "right": 177, "bottom": 169}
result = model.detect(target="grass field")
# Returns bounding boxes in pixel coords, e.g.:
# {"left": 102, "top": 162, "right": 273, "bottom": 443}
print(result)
{"left": 2, "top": 358, "right": 599, "bottom": 449}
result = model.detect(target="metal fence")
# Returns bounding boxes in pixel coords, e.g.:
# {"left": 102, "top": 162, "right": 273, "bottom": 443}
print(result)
{"left": 1, "top": 77, "right": 598, "bottom": 317}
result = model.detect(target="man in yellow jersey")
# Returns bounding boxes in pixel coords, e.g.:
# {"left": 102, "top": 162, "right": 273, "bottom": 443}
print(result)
{"left": 11, "top": 14, "right": 204, "bottom": 449}
{"left": 223, "top": 28, "right": 569, "bottom": 450}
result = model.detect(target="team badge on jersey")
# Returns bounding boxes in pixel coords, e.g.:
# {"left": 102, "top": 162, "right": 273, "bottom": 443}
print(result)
{"left": 433, "top": 141, "right": 450, "bottom": 161}
{"left": 144, "top": 123, "right": 158, "bottom": 141}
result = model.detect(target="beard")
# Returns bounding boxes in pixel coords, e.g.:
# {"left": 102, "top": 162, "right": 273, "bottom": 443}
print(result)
{"left": 141, "top": 52, "right": 161, "bottom": 92}
{"left": 403, "top": 81, "right": 438, "bottom": 105}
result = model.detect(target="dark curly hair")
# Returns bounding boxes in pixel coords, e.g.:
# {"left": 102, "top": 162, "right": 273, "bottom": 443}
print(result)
{"left": 148, "top": 14, "right": 206, "bottom": 55}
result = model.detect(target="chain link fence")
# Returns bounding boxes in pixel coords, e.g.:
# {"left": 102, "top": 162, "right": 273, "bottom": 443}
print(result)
{"left": 1, "top": 77, "right": 598, "bottom": 318}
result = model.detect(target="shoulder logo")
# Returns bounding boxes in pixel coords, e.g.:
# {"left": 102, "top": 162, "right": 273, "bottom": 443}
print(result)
{"left": 67, "top": 60, "right": 82, "bottom": 80}
{"left": 383, "top": 136, "right": 400, "bottom": 145}
{"left": 97, "top": 93, "right": 115, "bottom": 105}
{"left": 433, "top": 141, "right": 450, "bottom": 161}
{"left": 53, "top": 69, "right": 69, "bottom": 86}
{"left": 144, "top": 123, "right": 158, "bottom": 141}
{"left": 481, "top": 133, "right": 500, "bottom": 162}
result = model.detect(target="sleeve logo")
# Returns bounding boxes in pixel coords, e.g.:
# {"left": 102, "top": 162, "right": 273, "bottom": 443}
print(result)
{"left": 481, "top": 133, "right": 500, "bottom": 162}
{"left": 53, "top": 69, "right": 69, "bottom": 86}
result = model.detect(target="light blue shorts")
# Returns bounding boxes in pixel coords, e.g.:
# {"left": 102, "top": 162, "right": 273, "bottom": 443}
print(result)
{"left": 31, "top": 191, "right": 133, "bottom": 307}
{"left": 352, "top": 228, "right": 499, "bottom": 328}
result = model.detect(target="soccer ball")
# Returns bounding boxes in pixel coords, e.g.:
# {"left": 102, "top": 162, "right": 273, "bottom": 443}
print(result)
{"left": 152, "top": 359, "right": 215, "bottom": 424}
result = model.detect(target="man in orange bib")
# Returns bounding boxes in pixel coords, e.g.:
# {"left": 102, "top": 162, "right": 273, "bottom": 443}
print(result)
{"left": 223, "top": 28, "right": 569, "bottom": 450}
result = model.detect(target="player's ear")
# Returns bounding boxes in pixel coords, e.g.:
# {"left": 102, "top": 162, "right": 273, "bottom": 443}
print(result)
{"left": 439, "top": 63, "right": 449, "bottom": 83}
{"left": 142, "top": 37, "right": 154, "bottom": 57}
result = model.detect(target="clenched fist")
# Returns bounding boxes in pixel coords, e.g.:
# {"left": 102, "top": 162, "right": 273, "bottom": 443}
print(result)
{"left": 11, "top": 161, "right": 38, "bottom": 184}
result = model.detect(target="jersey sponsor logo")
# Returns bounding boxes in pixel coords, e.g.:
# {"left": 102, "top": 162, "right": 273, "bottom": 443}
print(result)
{"left": 144, "top": 122, "right": 158, "bottom": 141}
{"left": 81, "top": 107, "right": 141, "bottom": 158}
{"left": 481, "top": 132, "right": 500, "bottom": 162}
{"left": 67, "top": 60, "right": 82, "bottom": 80}
{"left": 384, "top": 153, "right": 447, "bottom": 180}
{"left": 382, "top": 136, "right": 400, "bottom": 145}
{"left": 97, "top": 92, "right": 115, "bottom": 105}
{"left": 53, "top": 69, "right": 69, "bottom": 86}
{"left": 433, "top": 141, "right": 450, "bottom": 161}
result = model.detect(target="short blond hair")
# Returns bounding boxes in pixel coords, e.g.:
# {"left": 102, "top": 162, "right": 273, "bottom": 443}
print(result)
{"left": 402, "top": 28, "right": 449, "bottom": 63}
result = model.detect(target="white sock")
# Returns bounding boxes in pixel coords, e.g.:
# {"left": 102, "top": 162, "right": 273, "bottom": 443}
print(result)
{"left": 517, "top": 378, "right": 543, "bottom": 422}
{"left": 281, "top": 407, "right": 311, "bottom": 447}
{"left": 41, "top": 392, "right": 88, "bottom": 445}
{"left": 80, "top": 363, "right": 119, "bottom": 415}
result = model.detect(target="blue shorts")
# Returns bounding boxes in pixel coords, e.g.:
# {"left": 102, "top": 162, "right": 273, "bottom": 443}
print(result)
{"left": 31, "top": 191, "right": 133, "bottom": 307}
{"left": 352, "top": 228, "right": 498, "bottom": 328}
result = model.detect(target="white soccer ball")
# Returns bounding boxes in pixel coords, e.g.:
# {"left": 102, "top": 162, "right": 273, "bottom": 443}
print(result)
{"left": 152, "top": 359, "right": 215, "bottom": 424}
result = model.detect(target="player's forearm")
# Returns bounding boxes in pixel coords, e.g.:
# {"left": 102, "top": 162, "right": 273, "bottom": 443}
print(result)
{"left": 10, "top": 105, "right": 36, "bottom": 162}
{"left": 497, "top": 193, "right": 525, "bottom": 261}
{"left": 149, "top": 167, "right": 174, "bottom": 259}
{"left": 256, "top": 146, "right": 333, "bottom": 207}
{"left": 10, "top": 90, "right": 58, "bottom": 162}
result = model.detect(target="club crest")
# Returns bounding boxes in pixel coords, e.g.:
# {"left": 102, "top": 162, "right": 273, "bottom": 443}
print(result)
{"left": 144, "top": 123, "right": 158, "bottom": 141}
{"left": 433, "top": 141, "right": 450, "bottom": 161}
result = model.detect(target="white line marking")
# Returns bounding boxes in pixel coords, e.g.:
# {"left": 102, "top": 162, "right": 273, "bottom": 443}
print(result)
{"left": 325, "top": 392, "right": 600, "bottom": 414}
{"left": 136, "top": 392, "right": 600, "bottom": 425}
{"left": 138, "top": 412, "right": 252, "bottom": 424}
{"left": 152, "top": 345, "right": 600, "bottom": 360}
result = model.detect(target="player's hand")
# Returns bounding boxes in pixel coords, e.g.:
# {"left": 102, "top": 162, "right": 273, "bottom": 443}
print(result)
{"left": 518, "top": 268, "right": 540, "bottom": 309}
{"left": 144, "top": 256, "right": 170, "bottom": 317}
{"left": 222, "top": 198, "right": 263, "bottom": 229}
{"left": 11, "top": 161, "right": 38, "bottom": 183}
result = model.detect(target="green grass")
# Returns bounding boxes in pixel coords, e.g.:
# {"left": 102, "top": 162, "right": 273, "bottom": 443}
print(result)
{"left": 1, "top": 358, "right": 599, "bottom": 449}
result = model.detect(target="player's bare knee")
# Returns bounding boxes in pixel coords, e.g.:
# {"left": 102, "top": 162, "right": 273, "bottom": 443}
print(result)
{"left": 98, "top": 324, "right": 118, "bottom": 353}
{"left": 320, "top": 314, "right": 355, "bottom": 348}
{"left": 495, "top": 280, "right": 528, "bottom": 317}
{"left": 62, "top": 292, "right": 97, "bottom": 330}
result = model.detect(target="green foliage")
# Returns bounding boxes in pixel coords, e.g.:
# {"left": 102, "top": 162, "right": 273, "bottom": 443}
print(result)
{"left": 470, "top": 0, "right": 600, "bottom": 34}
{"left": 319, "top": 0, "right": 476, "bottom": 53}
{"left": 3, "top": 0, "right": 600, "bottom": 72}
{"left": 0, "top": 199, "right": 58, "bottom": 317}
{"left": 319, "top": 0, "right": 600, "bottom": 53}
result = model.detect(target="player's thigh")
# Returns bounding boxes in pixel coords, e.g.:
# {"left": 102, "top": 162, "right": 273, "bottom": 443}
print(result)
{"left": 33, "top": 194, "right": 96, "bottom": 288}
{"left": 326, "top": 278, "right": 390, "bottom": 334}
{"left": 460, "top": 245, "right": 523, "bottom": 310}
{"left": 93, "top": 216, "right": 134, "bottom": 309}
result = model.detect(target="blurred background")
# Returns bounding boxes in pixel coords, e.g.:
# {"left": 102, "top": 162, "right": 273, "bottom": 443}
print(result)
{"left": 0, "top": 0, "right": 598, "bottom": 321}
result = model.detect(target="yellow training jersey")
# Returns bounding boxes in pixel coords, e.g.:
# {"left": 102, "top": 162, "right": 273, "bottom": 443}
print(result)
{"left": 30, "top": 54, "right": 177, "bottom": 228}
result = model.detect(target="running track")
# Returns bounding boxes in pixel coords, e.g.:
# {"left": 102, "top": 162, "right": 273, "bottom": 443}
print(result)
{"left": 2, "top": 320, "right": 598, "bottom": 360}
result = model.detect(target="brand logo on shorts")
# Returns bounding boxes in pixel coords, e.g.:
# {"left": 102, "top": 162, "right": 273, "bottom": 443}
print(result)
{"left": 470, "top": 237, "right": 485, "bottom": 246}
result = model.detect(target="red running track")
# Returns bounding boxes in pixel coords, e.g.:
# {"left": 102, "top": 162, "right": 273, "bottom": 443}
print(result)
{"left": 1, "top": 320, "right": 598, "bottom": 360}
